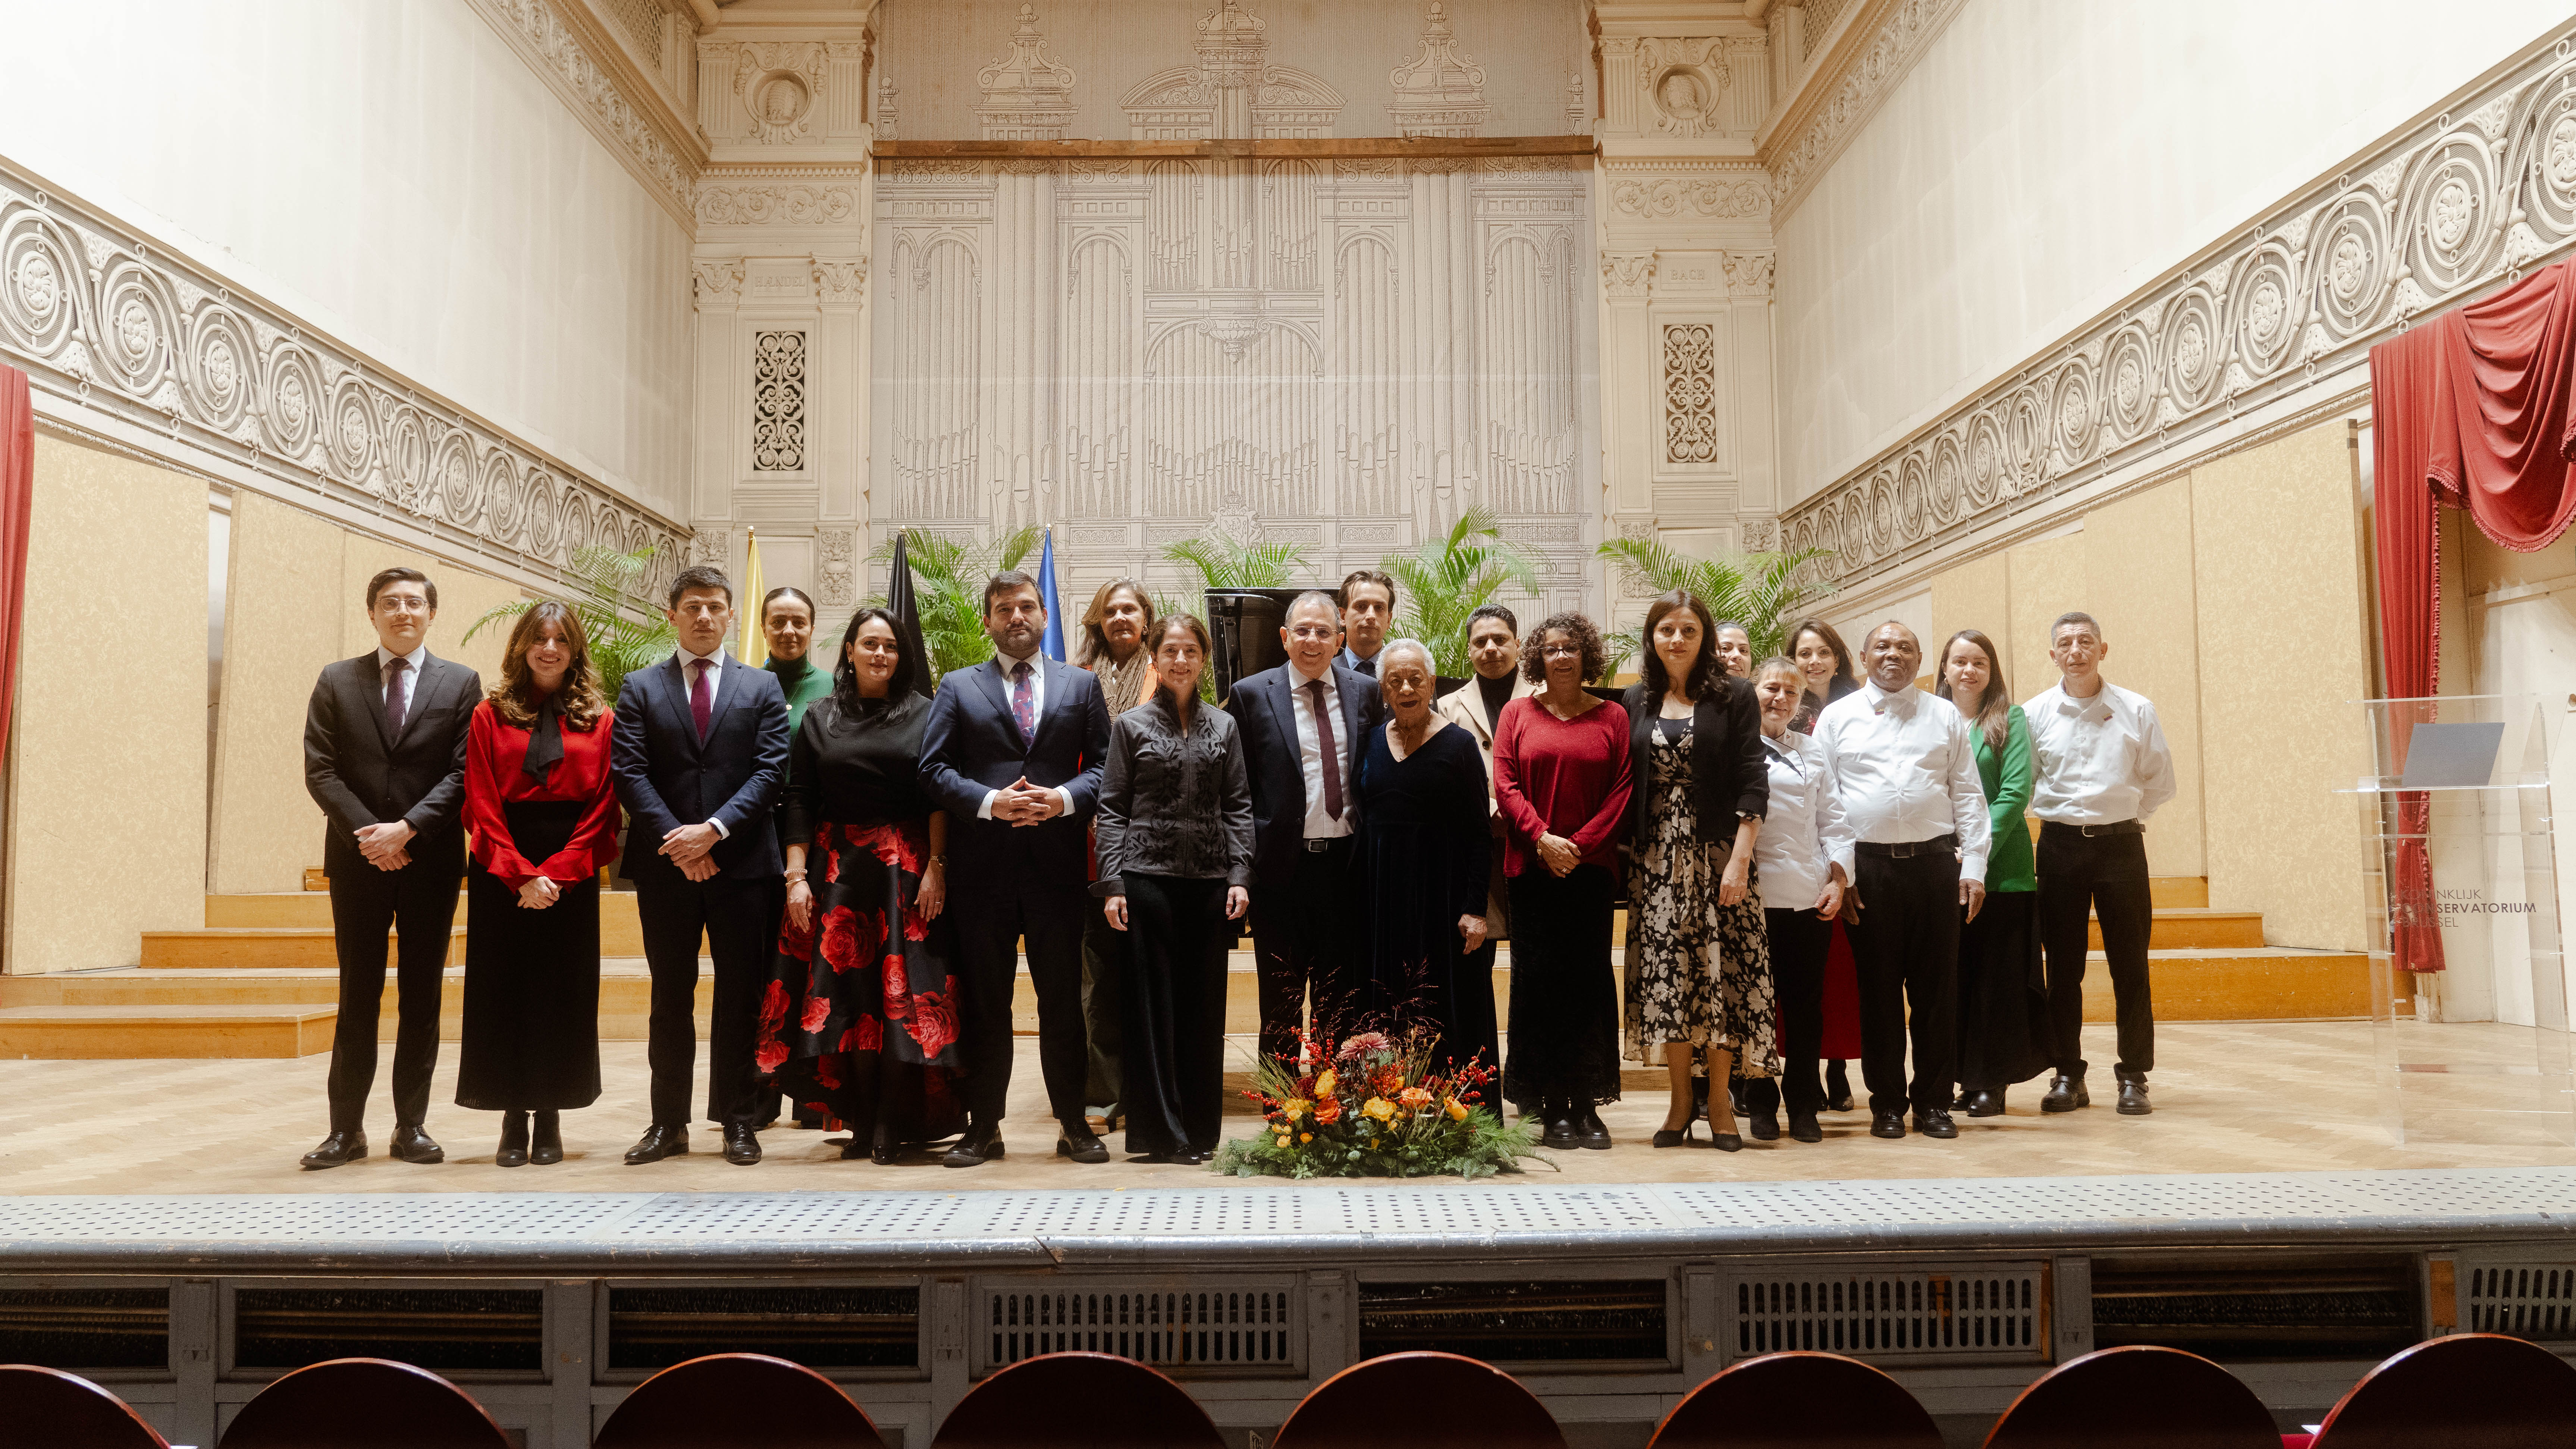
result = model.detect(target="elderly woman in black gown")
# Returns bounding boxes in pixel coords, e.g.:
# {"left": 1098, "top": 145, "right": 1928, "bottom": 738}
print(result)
{"left": 1355, "top": 638, "right": 1494, "bottom": 1075}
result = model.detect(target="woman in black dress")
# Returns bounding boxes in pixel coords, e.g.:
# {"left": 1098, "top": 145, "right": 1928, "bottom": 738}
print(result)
{"left": 758, "top": 608, "right": 964, "bottom": 1164}
{"left": 456, "top": 602, "right": 621, "bottom": 1166}
{"left": 1094, "top": 614, "right": 1254, "bottom": 1164}
{"left": 1355, "top": 639, "right": 1494, "bottom": 1075}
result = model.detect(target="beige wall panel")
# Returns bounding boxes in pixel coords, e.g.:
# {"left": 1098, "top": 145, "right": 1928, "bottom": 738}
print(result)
{"left": 2084, "top": 480, "right": 2206, "bottom": 878}
{"left": 2193, "top": 420, "right": 2371, "bottom": 951}
{"left": 1929, "top": 551, "right": 2012, "bottom": 669}
{"left": 6, "top": 436, "right": 208, "bottom": 972}
{"left": 208, "top": 495, "right": 343, "bottom": 893}
{"left": 336, "top": 537, "right": 520, "bottom": 686}
{"left": 2005, "top": 533, "right": 2086, "bottom": 703}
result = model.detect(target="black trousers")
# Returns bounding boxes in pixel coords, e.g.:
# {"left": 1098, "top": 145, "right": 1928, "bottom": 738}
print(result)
{"left": 325, "top": 857, "right": 463, "bottom": 1132}
{"left": 636, "top": 874, "right": 781, "bottom": 1130}
{"left": 1743, "top": 907, "right": 1833, "bottom": 1117}
{"left": 951, "top": 874, "right": 1089, "bottom": 1125}
{"left": 1847, "top": 848, "right": 1961, "bottom": 1115}
{"left": 1250, "top": 838, "right": 1362, "bottom": 1063}
{"left": 2037, "top": 827, "right": 2156, "bottom": 1077}
{"left": 1119, "top": 875, "right": 1231, "bottom": 1156}
{"left": 1080, "top": 901, "right": 1127, "bottom": 1109}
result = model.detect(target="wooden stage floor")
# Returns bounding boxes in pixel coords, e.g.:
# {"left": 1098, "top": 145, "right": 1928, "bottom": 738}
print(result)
{"left": 3, "top": 1021, "right": 2569, "bottom": 1195}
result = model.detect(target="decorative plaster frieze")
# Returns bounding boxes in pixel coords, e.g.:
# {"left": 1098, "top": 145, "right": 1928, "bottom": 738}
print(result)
{"left": 696, "top": 182, "right": 863, "bottom": 227}
{"left": 467, "top": 0, "right": 700, "bottom": 228}
{"left": 1778, "top": 27, "right": 2576, "bottom": 596}
{"left": 1609, "top": 172, "right": 1768, "bottom": 220}
{"left": 1761, "top": 0, "right": 1965, "bottom": 221}
{"left": 0, "top": 165, "right": 685, "bottom": 601}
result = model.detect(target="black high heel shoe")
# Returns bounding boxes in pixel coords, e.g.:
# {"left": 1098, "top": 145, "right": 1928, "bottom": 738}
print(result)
{"left": 495, "top": 1111, "right": 529, "bottom": 1169}
{"left": 1651, "top": 1108, "right": 1697, "bottom": 1148}
{"left": 1707, "top": 1102, "right": 1744, "bottom": 1153}
{"left": 529, "top": 1111, "right": 562, "bottom": 1165}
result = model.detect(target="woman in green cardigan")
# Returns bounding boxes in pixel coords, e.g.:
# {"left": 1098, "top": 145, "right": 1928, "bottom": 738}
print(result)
{"left": 1938, "top": 629, "right": 2051, "bottom": 1117}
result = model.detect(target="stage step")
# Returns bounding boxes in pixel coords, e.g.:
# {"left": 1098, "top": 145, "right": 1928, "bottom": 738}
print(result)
{"left": 2090, "top": 948, "right": 2369, "bottom": 1022}
{"left": 2091, "top": 907, "right": 2266, "bottom": 951}
{"left": 0, "top": 1003, "right": 337, "bottom": 1059}
{"left": 155, "top": 895, "right": 648, "bottom": 967}
{"left": 2151, "top": 876, "right": 2210, "bottom": 908}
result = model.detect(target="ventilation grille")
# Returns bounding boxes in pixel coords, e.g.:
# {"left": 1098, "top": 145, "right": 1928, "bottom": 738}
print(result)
{"left": 1359, "top": 1280, "right": 1668, "bottom": 1366}
{"left": 1727, "top": 1266, "right": 2046, "bottom": 1366}
{"left": 230, "top": 1288, "right": 544, "bottom": 1378}
{"left": 607, "top": 1285, "right": 918, "bottom": 1373}
{"left": 2466, "top": 1263, "right": 2576, "bottom": 1341}
{"left": 977, "top": 1282, "right": 1299, "bottom": 1376}
{"left": 2089, "top": 1256, "right": 2418, "bottom": 1361}
{"left": 0, "top": 1288, "right": 168, "bottom": 1371}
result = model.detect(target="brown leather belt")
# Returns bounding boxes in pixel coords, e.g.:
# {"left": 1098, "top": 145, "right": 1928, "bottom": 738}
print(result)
{"left": 2052, "top": 819, "right": 2144, "bottom": 837}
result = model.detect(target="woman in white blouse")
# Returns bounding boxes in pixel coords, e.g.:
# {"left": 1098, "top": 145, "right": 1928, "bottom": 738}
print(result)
{"left": 1738, "top": 657, "right": 1856, "bottom": 1144}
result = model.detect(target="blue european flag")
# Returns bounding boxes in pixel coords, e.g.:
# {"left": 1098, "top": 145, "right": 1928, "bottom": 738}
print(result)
{"left": 1036, "top": 527, "right": 1067, "bottom": 662}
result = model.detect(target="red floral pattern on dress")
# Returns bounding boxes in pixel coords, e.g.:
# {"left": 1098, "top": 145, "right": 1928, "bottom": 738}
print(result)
{"left": 758, "top": 978, "right": 788, "bottom": 1035}
{"left": 800, "top": 994, "right": 832, "bottom": 1034}
{"left": 908, "top": 989, "right": 959, "bottom": 1060}
{"left": 819, "top": 906, "right": 882, "bottom": 975}
{"left": 822, "top": 827, "right": 845, "bottom": 884}
{"left": 882, "top": 954, "right": 912, "bottom": 1018}
{"left": 776, "top": 905, "right": 815, "bottom": 959}
{"left": 812, "top": 1057, "right": 842, "bottom": 1089}
{"left": 839, "top": 1016, "right": 883, "bottom": 1053}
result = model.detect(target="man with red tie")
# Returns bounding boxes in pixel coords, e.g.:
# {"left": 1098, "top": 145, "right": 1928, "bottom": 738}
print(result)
{"left": 610, "top": 565, "right": 791, "bottom": 1166}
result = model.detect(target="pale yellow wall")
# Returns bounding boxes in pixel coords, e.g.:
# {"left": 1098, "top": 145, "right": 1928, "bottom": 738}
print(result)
{"left": 2193, "top": 420, "right": 2372, "bottom": 951}
{"left": 2004, "top": 532, "right": 2086, "bottom": 702}
{"left": 205, "top": 499, "right": 525, "bottom": 894}
{"left": 2084, "top": 482, "right": 2206, "bottom": 878}
{"left": 4, "top": 436, "right": 208, "bottom": 972}
{"left": 1928, "top": 550, "right": 2010, "bottom": 667}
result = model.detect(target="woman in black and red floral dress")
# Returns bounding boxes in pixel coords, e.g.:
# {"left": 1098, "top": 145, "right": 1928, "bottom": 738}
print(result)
{"left": 758, "top": 608, "right": 966, "bottom": 1162}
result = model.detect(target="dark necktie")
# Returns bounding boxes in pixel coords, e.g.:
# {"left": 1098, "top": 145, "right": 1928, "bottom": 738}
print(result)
{"left": 1306, "top": 678, "right": 1345, "bottom": 822}
{"left": 1355, "top": 654, "right": 1376, "bottom": 678}
{"left": 383, "top": 656, "right": 409, "bottom": 739}
{"left": 1010, "top": 661, "right": 1038, "bottom": 747}
{"left": 689, "top": 659, "right": 714, "bottom": 741}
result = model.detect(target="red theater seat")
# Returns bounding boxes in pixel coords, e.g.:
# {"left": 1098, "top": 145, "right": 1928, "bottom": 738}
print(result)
{"left": 1271, "top": 1351, "right": 1565, "bottom": 1449}
{"left": 596, "top": 1353, "right": 888, "bottom": 1449}
{"left": 0, "top": 1364, "right": 170, "bottom": 1448}
{"left": 1648, "top": 1351, "right": 1942, "bottom": 1449}
{"left": 217, "top": 1358, "right": 508, "bottom": 1449}
{"left": 932, "top": 1352, "right": 1222, "bottom": 1448}
{"left": 2310, "top": 1332, "right": 2576, "bottom": 1449}
{"left": 1983, "top": 1345, "right": 2279, "bottom": 1449}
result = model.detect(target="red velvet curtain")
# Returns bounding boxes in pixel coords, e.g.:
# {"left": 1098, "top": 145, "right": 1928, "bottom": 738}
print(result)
{"left": 2369, "top": 257, "right": 2576, "bottom": 972}
{"left": 0, "top": 366, "right": 30, "bottom": 763}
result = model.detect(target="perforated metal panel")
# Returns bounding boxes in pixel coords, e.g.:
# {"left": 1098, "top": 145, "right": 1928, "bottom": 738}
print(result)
{"left": 973, "top": 1279, "right": 1301, "bottom": 1376}
{"left": 2464, "top": 1259, "right": 2576, "bottom": 1340}
{"left": 1724, "top": 1263, "right": 2048, "bottom": 1367}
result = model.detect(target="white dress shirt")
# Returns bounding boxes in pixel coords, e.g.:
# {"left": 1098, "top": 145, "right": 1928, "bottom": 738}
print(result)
{"left": 1289, "top": 661, "right": 1355, "bottom": 840}
{"left": 976, "top": 646, "right": 1076, "bottom": 821}
{"left": 675, "top": 643, "right": 735, "bottom": 838}
{"left": 374, "top": 642, "right": 428, "bottom": 719}
{"left": 1814, "top": 681, "right": 1993, "bottom": 884}
{"left": 2021, "top": 680, "right": 2177, "bottom": 825}
{"left": 1754, "top": 729, "right": 1856, "bottom": 911}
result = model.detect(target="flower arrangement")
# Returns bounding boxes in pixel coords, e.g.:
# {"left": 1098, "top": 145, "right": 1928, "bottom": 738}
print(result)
{"left": 1212, "top": 1028, "right": 1548, "bottom": 1180}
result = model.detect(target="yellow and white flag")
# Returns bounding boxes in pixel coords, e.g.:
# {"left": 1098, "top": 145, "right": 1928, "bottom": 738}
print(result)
{"left": 738, "top": 528, "right": 767, "bottom": 667}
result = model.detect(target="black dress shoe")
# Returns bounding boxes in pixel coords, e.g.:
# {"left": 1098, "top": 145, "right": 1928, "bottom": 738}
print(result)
{"left": 867, "top": 1125, "right": 902, "bottom": 1164}
{"left": 2040, "top": 1072, "right": 2091, "bottom": 1113}
{"left": 624, "top": 1123, "right": 691, "bottom": 1165}
{"left": 1538, "top": 1101, "right": 1579, "bottom": 1151}
{"left": 495, "top": 1112, "right": 530, "bottom": 1169}
{"left": 1651, "top": 1121, "right": 1697, "bottom": 1148}
{"left": 2117, "top": 1075, "right": 2153, "bottom": 1115}
{"left": 1913, "top": 1108, "right": 1958, "bottom": 1139}
{"left": 723, "top": 1124, "right": 762, "bottom": 1165}
{"left": 1057, "top": 1124, "right": 1111, "bottom": 1163}
{"left": 1950, "top": 1087, "right": 1974, "bottom": 1111}
{"left": 299, "top": 1129, "right": 367, "bottom": 1170}
{"left": 1788, "top": 1112, "right": 1823, "bottom": 1143}
{"left": 1711, "top": 1132, "right": 1745, "bottom": 1152}
{"left": 1869, "top": 1111, "right": 1906, "bottom": 1139}
{"left": 1825, "top": 1060, "right": 1855, "bottom": 1112}
{"left": 1172, "top": 1148, "right": 1215, "bottom": 1165}
{"left": 1963, "top": 1089, "right": 2005, "bottom": 1118}
{"left": 389, "top": 1123, "right": 444, "bottom": 1164}
{"left": 943, "top": 1122, "right": 1004, "bottom": 1167}
{"left": 1748, "top": 1112, "right": 1780, "bottom": 1141}
{"left": 530, "top": 1111, "right": 562, "bottom": 1165}
{"left": 1575, "top": 1102, "right": 1612, "bottom": 1150}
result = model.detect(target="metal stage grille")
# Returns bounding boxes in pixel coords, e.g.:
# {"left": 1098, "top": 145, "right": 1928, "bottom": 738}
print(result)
{"left": 1726, "top": 1265, "right": 2047, "bottom": 1365}
{"left": 978, "top": 1283, "right": 1300, "bottom": 1374}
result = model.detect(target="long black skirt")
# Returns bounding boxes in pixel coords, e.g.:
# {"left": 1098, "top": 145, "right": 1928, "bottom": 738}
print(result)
{"left": 1957, "top": 888, "right": 2051, "bottom": 1091}
{"left": 456, "top": 800, "right": 602, "bottom": 1111}
{"left": 1119, "top": 874, "right": 1231, "bottom": 1157}
{"left": 1501, "top": 863, "right": 1623, "bottom": 1111}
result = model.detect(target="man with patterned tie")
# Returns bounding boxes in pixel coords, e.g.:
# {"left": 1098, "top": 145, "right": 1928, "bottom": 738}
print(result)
{"left": 919, "top": 570, "right": 1115, "bottom": 1167}
{"left": 610, "top": 565, "right": 792, "bottom": 1167}
{"left": 1228, "top": 590, "right": 1386, "bottom": 1064}
{"left": 299, "top": 568, "right": 482, "bottom": 1169}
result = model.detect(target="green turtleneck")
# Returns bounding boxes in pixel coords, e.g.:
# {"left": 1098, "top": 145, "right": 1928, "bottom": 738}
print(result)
{"left": 765, "top": 653, "right": 833, "bottom": 734}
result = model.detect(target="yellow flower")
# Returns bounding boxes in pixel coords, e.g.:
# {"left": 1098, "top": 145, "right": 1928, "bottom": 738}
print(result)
{"left": 1282, "top": 1098, "right": 1311, "bottom": 1120}
{"left": 1315, "top": 1069, "right": 1338, "bottom": 1097}
{"left": 1362, "top": 1097, "right": 1397, "bottom": 1123}
{"left": 1444, "top": 1097, "right": 1469, "bottom": 1122}
{"left": 1275, "top": 1133, "right": 1291, "bottom": 1147}
{"left": 1299, "top": 1133, "right": 1313, "bottom": 1143}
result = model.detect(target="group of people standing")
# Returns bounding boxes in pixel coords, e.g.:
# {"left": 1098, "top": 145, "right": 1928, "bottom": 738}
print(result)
{"left": 297, "top": 558, "right": 2171, "bottom": 1171}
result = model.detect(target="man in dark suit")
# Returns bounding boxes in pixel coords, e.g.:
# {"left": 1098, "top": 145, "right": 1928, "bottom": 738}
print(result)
{"left": 610, "top": 564, "right": 791, "bottom": 1166}
{"left": 1226, "top": 590, "right": 1384, "bottom": 1064}
{"left": 299, "top": 567, "right": 481, "bottom": 1169}
{"left": 919, "top": 570, "right": 1113, "bottom": 1167}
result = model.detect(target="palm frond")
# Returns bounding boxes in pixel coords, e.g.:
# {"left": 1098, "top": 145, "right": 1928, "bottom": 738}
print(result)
{"left": 1594, "top": 539, "right": 1832, "bottom": 671}
{"left": 1381, "top": 508, "right": 1542, "bottom": 675}
{"left": 463, "top": 543, "right": 675, "bottom": 704}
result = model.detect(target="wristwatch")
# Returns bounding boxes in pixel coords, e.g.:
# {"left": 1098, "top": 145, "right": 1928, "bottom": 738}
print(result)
{"left": 928, "top": 854, "right": 949, "bottom": 868}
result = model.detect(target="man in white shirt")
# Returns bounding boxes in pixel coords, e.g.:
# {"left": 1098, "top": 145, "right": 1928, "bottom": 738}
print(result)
{"left": 2022, "top": 611, "right": 2177, "bottom": 1117}
{"left": 1814, "top": 622, "right": 1992, "bottom": 1141}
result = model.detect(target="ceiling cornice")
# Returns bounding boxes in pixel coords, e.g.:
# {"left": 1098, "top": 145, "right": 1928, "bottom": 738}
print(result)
{"left": 1756, "top": 0, "right": 1966, "bottom": 222}
{"left": 465, "top": 0, "right": 711, "bottom": 232}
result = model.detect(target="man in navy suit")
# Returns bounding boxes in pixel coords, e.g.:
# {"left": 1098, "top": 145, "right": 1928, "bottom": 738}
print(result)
{"left": 1225, "top": 590, "right": 1384, "bottom": 1064}
{"left": 919, "top": 570, "right": 1113, "bottom": 1166}
{"left": 610, "top": 564, "right": 792, "bottom": 1166}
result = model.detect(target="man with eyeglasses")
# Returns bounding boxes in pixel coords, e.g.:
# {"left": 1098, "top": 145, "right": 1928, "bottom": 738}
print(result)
{"left": 1225, "top": 591, "right": 1386, "bottom": 1062}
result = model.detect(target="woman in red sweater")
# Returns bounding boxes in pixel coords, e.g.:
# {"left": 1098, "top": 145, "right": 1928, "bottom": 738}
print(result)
{"left": 1491, "top": 612, "right": 1634, "bottom": 1151}
{"left": 456, "top": 602, "right": 621, "bottom": 1167}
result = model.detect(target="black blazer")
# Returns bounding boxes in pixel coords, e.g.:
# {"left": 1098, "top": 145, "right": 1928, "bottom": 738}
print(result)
{"left": 303, "top": 650, "right": 480, "bottom": 878}
{"left": 917, "top": 654, "right": 1112, "bottom": 887}
{"left": 611, "top": 652, "right": 792, "bottom": 885}
{"left": 1620, "top": 675, "right": 1768, "bottom": 851}
{"left": 1223, "top": 661, "right": 1384, "bottom": 888}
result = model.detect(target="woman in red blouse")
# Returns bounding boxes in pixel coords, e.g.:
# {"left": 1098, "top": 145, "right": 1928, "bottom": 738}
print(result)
{"left": 1491, "top": 611, "right": 1634, "bottom": 1151}
{"left": 456, "top": 601, "right": 621, "bottom": 1167}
